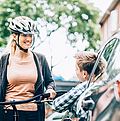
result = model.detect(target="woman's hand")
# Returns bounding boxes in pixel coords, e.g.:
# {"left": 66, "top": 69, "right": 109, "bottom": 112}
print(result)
{"left": 45, "top": 89, "right": 56, "bottom": 99}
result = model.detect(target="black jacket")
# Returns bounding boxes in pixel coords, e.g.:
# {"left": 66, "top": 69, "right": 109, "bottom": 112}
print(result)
{"left": 0, "top": 51, "right": 56, "bottom": 121}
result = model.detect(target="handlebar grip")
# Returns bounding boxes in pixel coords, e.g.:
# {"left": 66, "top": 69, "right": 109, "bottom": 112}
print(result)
{"left": 43, "top": 93, "right": 50, "bottom": 98}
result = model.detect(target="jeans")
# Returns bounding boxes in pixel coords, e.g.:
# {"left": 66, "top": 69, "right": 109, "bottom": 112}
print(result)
{"left": 3, "top": 109, "right": 39, "bottom": 121}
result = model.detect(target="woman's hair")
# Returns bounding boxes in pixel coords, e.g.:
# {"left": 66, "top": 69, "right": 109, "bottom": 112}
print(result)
{"left": 9, "top": 30, "right": 19, "bottom": 55}
{"left": 10, "top": 38, "right": 17, "bottom": 55}
{"left": 74, "top": 51, "right": 107, "bottom": 77}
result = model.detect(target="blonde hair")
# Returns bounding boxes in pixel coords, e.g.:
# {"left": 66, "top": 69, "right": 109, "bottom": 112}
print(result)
{"left": 74, "top": 51, "right": 107, "bottom": 77}
{"left": 10, "top": 38, "right": 16, "bottom": 55}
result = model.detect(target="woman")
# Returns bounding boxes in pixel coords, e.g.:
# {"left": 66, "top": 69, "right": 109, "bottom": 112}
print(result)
{"left": 0, "top": 16, "right": 56, "bottom": 121}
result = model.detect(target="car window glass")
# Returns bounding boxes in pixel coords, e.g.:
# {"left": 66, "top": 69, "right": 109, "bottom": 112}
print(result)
{"left": 96, "top": 38, "right": 120, "bottom": 83}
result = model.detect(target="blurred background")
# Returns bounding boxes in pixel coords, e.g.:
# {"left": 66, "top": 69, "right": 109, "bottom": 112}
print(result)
{"left": 0, "top": 0, "right": 119, "bottom": 119}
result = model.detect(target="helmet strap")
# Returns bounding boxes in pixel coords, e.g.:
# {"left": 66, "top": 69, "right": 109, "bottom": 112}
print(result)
{"left": 14, "top": 34, "right": 28, "bottom": 53}
{"left": 30, "top": 35, "right": 35, "bottom": 48}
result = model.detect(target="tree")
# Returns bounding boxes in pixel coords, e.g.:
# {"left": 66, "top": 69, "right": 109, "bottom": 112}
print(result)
{"left": 0, "top": 0, "right": 101, "bottom": 51}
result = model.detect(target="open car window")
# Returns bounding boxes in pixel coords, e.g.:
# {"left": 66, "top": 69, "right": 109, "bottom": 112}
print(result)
{"left": 81, "top": 31, "right": 120, "bottom": 99}
{"left": 87, "top": 31, "right": 120, "bottom": 86}
{"left": 104, "top": 38, "right": 120, "bottom": 81}
{"left": 94, "top": 38, "right": 120, "bottom": 83}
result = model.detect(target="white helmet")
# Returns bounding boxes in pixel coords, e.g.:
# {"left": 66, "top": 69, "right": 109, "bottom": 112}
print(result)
{"left": 9, "top": 16, "right": 37, "bottom": 34}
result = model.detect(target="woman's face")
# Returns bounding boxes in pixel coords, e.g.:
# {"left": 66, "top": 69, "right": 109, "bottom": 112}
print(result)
{"left": 16, "top": 33, "right": 33, "bottom": 49}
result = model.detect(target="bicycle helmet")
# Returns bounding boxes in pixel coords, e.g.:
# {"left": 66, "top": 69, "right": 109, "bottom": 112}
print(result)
{"left": 9, "top": 16, "right": 37, "bottom": 53}
{"left": 9, "top": 16, "right": 37, "bottom": 34}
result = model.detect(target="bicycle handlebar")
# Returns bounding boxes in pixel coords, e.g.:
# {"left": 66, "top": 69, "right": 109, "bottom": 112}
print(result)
{"left": 0, "top": 91, "right": 66, "bottom": 121}
{"left": 0, "top": 93, "right": 50, "bottom": 105}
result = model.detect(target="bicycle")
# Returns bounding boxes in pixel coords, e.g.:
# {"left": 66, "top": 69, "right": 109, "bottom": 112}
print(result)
{"left": 0, "top": 90, "right": 68, "bottom": 121}
{"left": 0, "top": 93, "right": 51, "bottom": 121}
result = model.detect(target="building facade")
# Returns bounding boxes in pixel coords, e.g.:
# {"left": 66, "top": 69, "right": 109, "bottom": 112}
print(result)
{"left": 99, "top": 0, "right": 120, "bottom": 45}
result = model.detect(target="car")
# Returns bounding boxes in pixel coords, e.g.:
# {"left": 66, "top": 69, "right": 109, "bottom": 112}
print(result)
{"left": 46, "top": 30, "right": 120, "bottom": 121}
{"left": 76, "top": 30, "right": 120, "bottom": 121}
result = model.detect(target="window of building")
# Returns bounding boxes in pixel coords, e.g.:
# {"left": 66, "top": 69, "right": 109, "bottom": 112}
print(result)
{"left": 108, "top": 17, "right": 111, "bottom": 38}
{"left": 104, "top": 23, "right": 107, "bottom": 42}
{"left": 110, "top": 10, "right": 118, "bottom": 31}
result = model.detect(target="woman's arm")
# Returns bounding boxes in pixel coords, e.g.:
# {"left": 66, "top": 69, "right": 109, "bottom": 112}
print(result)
{"left": 42, "top": 56, "right": 56, "bottom": 98}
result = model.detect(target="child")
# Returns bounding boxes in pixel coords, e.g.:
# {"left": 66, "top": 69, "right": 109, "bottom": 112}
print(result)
{"left": 52, "top": 51, "right": 106, "bottom": 118}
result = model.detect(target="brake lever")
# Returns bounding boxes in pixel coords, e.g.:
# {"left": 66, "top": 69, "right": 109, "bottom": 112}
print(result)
{"left": 34, "top": 93, "right": 51, "bottom": 104}
{"left": 34, "top": 95, "right": 43, "bottom": 104}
